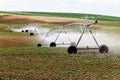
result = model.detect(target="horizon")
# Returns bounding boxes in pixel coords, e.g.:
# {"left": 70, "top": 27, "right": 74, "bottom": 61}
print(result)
{"left": 1, "top": 11, "right": 120, "bottom": 18}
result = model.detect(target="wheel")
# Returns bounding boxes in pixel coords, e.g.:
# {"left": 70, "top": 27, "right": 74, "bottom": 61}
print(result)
{"left": 25, "top": 30, "right": 28, "bottom": 32}
{"left": 37, "top": 43, "right": 42, "bottom": 47}
{"left": 50, "top": 42, "right": 56, "bottom": 47}
{"left": 30, "top": 33, "right": 34, "bottom": 36}
{"left": 22, "top": 30, "right": 24, "bottom": 32}
{"left": 67, "top": 46, "right": 77, "bottom": 54}
{"left": 99, "top": 45, "right": 108, "bottom": 53}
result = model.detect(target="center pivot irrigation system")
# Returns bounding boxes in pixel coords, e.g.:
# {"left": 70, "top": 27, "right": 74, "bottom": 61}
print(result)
{"left": 9, "top": 23, "right": 45, "bottom": 36}
{"left": 67, "top": 20, "right": 109, "bottom": 54}
{"left": 37, "top": 16, "right": 109, "bottom": 54}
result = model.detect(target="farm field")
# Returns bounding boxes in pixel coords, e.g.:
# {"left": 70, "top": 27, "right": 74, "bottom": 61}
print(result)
{"left": 0, "top": 47, "right": 120, "bottom": 80}
{"left": 0, "top": 11, "right": 120, "bottom": 79}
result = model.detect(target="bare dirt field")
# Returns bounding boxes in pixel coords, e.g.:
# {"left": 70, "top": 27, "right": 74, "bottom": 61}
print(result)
{"left": 0, "top": 33, "right": 38, "bottom": 48}
{"left": 0, "top": 14, "right": 81, "bottom": 24}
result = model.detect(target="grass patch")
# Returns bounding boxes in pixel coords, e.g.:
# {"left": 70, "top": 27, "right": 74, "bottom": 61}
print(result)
{"left": 0, "top": 47, "right": 120, "bottom": 79}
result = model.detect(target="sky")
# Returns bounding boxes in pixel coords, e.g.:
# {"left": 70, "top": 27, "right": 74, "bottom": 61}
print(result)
{"left": 0, "top": 0, "right": 120, "bottom": 17}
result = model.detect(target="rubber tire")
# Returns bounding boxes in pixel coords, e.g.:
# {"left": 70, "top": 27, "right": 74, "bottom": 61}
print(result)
{"left": 99, "top": 45, "right": 108, "bottom": 53}
{"left": 37, "top": 43, "right": 42, "bottom": 47}
{"left": 22, "top": 30, "right": 24, "bottom": 32}
{"left": 50, "top": 42, "right": 56, "bottom": 47}
{"left": 67, "top": 46, "right": 77, "bottom": 54}
{"left": 25, "top": 30, "right": 28, "bottom": 32}
{"left": 30, "top": 33, "right": 34, "bottom": 36}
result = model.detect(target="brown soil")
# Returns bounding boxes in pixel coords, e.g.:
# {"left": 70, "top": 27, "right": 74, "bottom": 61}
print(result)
{"left": 0, "top": 33, "right": 38, "bottom": 48}
{"left": 0, "top": 14, "right": 81, "bottom": 24}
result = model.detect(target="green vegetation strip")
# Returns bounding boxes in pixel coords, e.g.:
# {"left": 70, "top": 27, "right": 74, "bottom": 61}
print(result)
{"left": 0, "top": 47, "right": 120, "bottom": 79}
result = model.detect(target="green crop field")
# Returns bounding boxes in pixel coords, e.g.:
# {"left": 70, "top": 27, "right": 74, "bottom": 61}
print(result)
{"left": 0, "top": 11, "right": 120, "bottom": 80}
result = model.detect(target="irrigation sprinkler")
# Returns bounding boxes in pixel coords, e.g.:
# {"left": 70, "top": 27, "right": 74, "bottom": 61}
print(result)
{"left": 25, "top": 23, "right": 46, "bottom": 36}
{"left": 9, "top": 23, "right": 46, "bottom": 36}
{"left": 45, "top": 23, "right": 84, "bottom": 47}
{"left": 39, "top": 16, "right": 109, "bottom": 54}
{"left": 67, "top": 16, "right": 109, "bottom": 54}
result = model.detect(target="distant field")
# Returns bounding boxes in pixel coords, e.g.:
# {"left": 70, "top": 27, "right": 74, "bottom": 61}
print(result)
{"left": 2, "top": 11, "right": 119, "bottom": 22}
{"left": 0, "top": 11, "right": 81, "bottom": 24}
{"left": 0, "top": 11, "right": 120, "bottom": 27}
